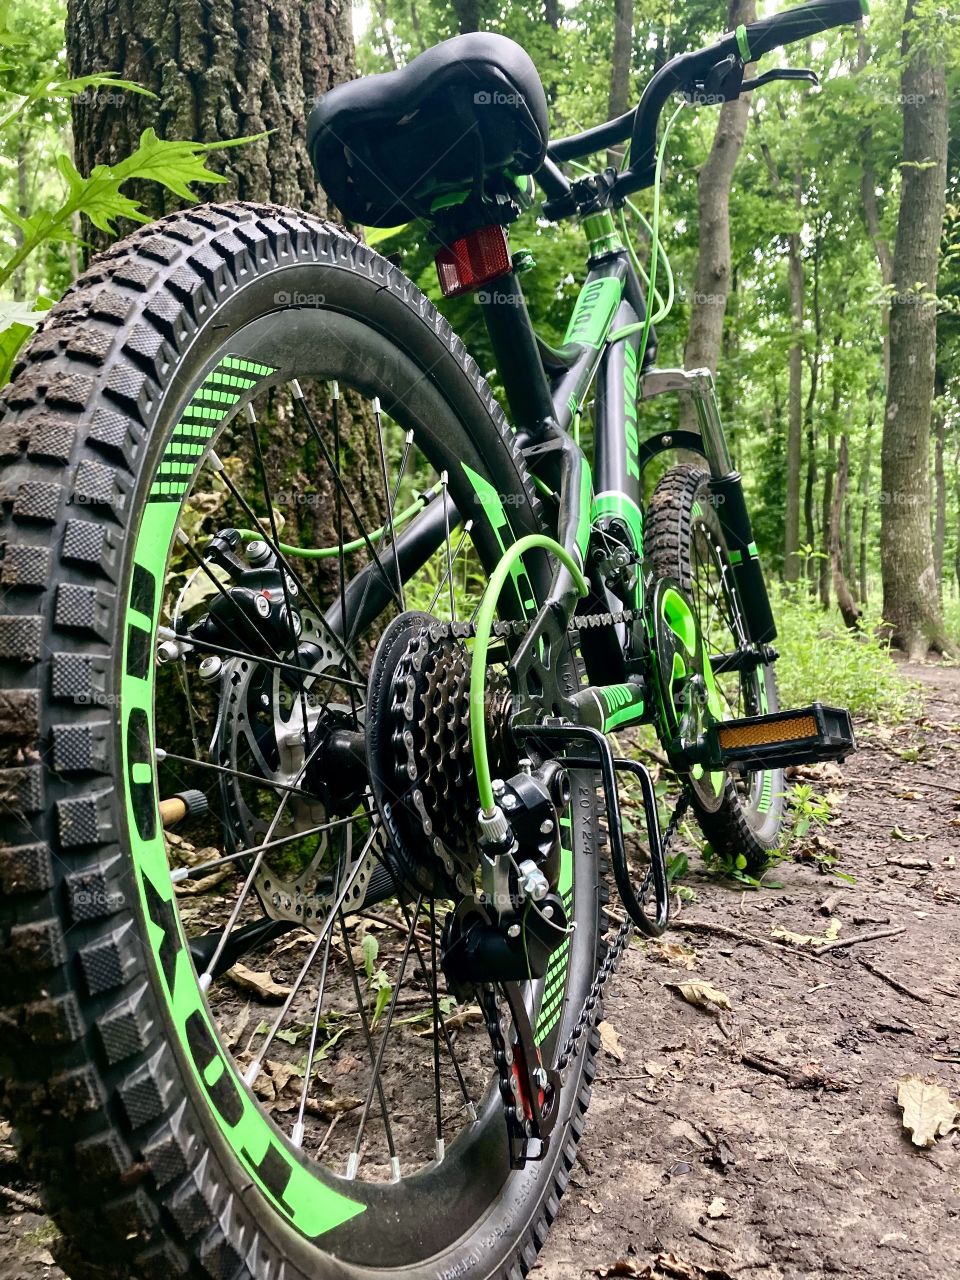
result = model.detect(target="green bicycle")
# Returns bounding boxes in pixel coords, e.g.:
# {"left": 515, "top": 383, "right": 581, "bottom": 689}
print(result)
{"left": 0, "top": 3, "right": 861, "bottom": 1277}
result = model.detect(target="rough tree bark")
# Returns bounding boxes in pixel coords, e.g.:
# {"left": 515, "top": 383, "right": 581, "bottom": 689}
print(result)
{"left": 880, "top": 0, "right": 948, "bottom": 656}
{"left": 68, "top": 0, "right": 355, "bottom": 232}
{"left": 67, "top": 0, "right": 380, "bottom": 568}
{"left": 680, "top": 0, "right": 756, "bottom": 431}
{"left": 785, "top": 188, "right": 804, "bottom": 585}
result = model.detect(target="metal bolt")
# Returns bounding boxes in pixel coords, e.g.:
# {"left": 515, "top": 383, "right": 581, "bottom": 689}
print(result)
{"left": 198, "top": 655, "right": 222, "bottom": 681}
{"left": 533, "top": 1067, "right": 548, "bottom": 1089}
{"left": 156, "top": 640, "right": 182, "bottom": 664}
{"left": 254, "top": 593, "right": 271, "bottom": 618}
{"left": 507, "top": 922, "right": 522, "bottom": 938}
{"left": 539, "top": 818, "right": 554, "bottom": 835}
{"left": 502, "top": 793, "right": 518, "bottom": 811}
{"left": 246, "top": 539, "right": 271, "bottom": 566}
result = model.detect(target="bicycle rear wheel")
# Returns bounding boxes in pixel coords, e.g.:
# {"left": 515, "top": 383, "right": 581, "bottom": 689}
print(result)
{"left": 0, "top": 203, "right": 603, "bottom": 1280}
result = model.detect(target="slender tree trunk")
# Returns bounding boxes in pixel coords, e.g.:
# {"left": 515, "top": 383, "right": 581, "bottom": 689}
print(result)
{"left": 858, "top": 406, "right": 874, "bottom": 605}
{"left": 932, "top": 367, "right": 947, "bottom": 599}
{"left": 408, "top": 2, "right": 426, "bottom": 53}
{"left": 820, "top": 434, "right": 834, "bottom": 608}
{"left": 606, "top": 0, "right": 634, "bottom": 169}
{"left": 858, "top": 31, "right": 894, "bottom": 390}
{"left": 785, "top": 230, "right": 804, "bottom": 584}
{"left": 680, "top": 0, "right": 756, "bottom": 430}
{"left": 880, "top": 1, "right": 948, "bottom": 656}
{"left": 376, "top": 1, "right": 400, "bottom": 70}
{"left": 844, "top": 498, "right": 854, "bottom": 591}
{"left": 452, "top": 0, "right": 482, "bottom": 33}
{"left": 67, "top": 0, "right": 354, "bottom": 234}
{"left": 830, "top": 436, "right": 862, "bottom": 629}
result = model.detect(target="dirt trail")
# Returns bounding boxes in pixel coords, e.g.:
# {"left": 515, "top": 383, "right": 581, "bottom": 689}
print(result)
{"left": 1, "top": 663, "right": 958, "bottom": 1280}
{"left": 537, "top": 660, "right": 960, "bottom": 1280}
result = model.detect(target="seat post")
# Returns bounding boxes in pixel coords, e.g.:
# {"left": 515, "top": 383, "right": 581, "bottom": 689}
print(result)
{"left": 477, "top": 271, "right": 556, "bottom": 441}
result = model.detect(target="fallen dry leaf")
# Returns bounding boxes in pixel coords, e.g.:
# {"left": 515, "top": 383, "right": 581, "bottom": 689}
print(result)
{"left": 891, "top": 826, "right": 926, "bottom": 843}
{"left": 653, "top": 940, "right": 697, "bottom": 970}
{"left": 225, "top": 964, "right": 292, "bottom": 1003}
{"left": 706, "top": 1196, "right": 727, "bottom": 1219}
{"left": 772, "top": 918, "right": 841, "bottom": 947}
{"left": 598, "top": 1020, "right": 624, "bottom": 1061}
{"left": 897, "top": 1075, "right": 959, "bottom": 1148}
{"left": 669, "top": 981, "right": 732, "bottom": 1013}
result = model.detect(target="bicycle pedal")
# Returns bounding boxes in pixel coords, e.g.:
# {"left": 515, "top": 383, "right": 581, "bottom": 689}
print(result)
{"left": 708, "top": 703, "right": 856, "bottom": 771}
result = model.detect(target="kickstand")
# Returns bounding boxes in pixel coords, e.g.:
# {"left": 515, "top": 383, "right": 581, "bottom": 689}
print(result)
{"left": 514, "top": 724, "right": 670, "bottom": 937}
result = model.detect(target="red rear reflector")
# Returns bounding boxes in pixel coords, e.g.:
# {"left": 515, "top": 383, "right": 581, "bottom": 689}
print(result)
{"left": 435, "top": 224, "right": 511, "bottom": 298}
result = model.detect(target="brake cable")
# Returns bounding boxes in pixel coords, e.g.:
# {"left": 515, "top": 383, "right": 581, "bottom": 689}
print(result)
{"left": 608, "top": 98, "right": 687, "bottom": 359}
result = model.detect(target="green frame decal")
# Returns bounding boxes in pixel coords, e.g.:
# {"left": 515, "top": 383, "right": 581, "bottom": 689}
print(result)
{"left": 563, "top": 276, "right": 623, "bottom": 349}
{"left": 122, "top": 355, "right": 365, "bottom": 1239}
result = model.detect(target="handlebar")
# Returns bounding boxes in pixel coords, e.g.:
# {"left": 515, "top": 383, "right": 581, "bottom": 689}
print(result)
{"left": 545, "top": 0, "right": 867, "bottom": 203}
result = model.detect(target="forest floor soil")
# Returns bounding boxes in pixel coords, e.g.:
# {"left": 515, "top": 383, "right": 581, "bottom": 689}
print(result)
{"left": 1, "top": 661, "right": 958, "bottom": 1280}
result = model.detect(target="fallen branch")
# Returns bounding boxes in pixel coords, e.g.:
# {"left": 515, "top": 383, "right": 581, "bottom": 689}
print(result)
{"left": 858, "top": 956, "right": 930, "bottom": 1004}
{"left": 741, "top": 1052, "right": 848, "bottom": 1092}
{"left": 817, "top": 924, "right": 906, "bottom": 953}
{"left": 0, "top": 1183, "right": 43, "bottom": 1213}
{"left": 673, "top": 918, "right": 828, "bottom": 964}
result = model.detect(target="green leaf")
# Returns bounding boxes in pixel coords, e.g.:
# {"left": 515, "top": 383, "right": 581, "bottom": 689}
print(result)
{"left": 0, "top": 319, "right": 32, "bottom": 388}
{"left": 361, "top": 932, "right": 379, "bottom": 980}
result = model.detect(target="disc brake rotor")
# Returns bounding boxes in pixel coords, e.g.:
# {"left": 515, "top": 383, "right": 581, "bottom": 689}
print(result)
{"left": 213, "top": 610, "right": 379, "bottom": 926}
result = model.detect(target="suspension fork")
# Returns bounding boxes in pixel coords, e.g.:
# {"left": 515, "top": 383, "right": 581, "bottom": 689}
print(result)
{"left": 640, "top": 367, "right": 777, "bottom": 645}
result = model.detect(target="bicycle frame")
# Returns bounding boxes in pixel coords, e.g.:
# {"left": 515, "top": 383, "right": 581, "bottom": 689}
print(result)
{"left": 472, "top": 207, "right": 776, "bottom": 740}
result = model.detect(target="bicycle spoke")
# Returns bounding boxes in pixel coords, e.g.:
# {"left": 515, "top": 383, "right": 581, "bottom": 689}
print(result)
{"left": 346, "top": 893, "right": 424, "bottom": 1181}
{"left": 243, "top": 827, "right": 381, "bottom": 1085}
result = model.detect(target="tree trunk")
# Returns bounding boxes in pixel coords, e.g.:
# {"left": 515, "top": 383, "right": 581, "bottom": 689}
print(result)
{"left": 820, "top": 434, "right": 834, "bottom": 608}
{"left": 858, "top": 405, "right": 874, "bottom": 605}
{"left": 67, "top": 0, "right": 378, "bottom": 554}
{"left": 67, "top": 0, "right": 354, "bottom": 237}
{"left": 376, "top": 1, "right": 401, "bottom": 70}
{"left": 452, "top": 0, "right": 482, "bottom": 33}
{"left": 606, "top": 0, "right": 634, "bottom": 169}
{"left": 933, "top": 368, "right": 946, "bottom": 595}
{"left": 785, "top": 230, "right": 804, "bottom": 585}
{"left": 830, "top": 436, "right": 862, "bottom": 630}
{"left": 880, "top": 1, "right": 948, "bottom": 657}
{"left": 857, "top": 31, "right": 893, "bottom": 390}
{"left": 680, "top": 0, "right": 756, "bottom": 430}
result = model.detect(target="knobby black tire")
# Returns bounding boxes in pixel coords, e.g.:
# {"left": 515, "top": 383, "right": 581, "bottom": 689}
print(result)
{"left": 645, "top": 463, "right": 785, "bottom": 871}
{"left": 0, "top": 202, "right": 605, "bottom": 1280}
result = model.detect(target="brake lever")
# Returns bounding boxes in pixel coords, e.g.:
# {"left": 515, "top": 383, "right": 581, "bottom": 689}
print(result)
{"left": 740, "top": 67, "right": 820, "bottom": 93}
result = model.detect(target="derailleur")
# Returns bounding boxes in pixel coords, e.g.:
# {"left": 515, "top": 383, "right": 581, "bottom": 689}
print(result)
{"left": 441, "top": 763, "right": 571, "bottom": 1169}
{"left": 442, "top": 762, "right": 571, "bottom": 995}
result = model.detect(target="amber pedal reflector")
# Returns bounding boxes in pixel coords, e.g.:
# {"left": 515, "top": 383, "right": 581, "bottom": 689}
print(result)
{"left": 718, "top": 713, "right": 817, "bottom": 750}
